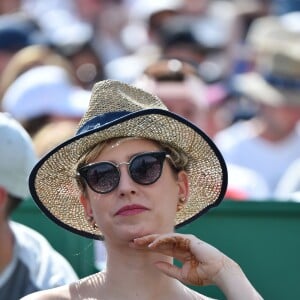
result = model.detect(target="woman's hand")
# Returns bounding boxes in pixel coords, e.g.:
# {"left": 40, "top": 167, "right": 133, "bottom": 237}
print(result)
{"left": 130, "top": 233, "right": 263, "bottom": 300}
{"left": 130, "top": 233, "right": 228, "bottom": 286}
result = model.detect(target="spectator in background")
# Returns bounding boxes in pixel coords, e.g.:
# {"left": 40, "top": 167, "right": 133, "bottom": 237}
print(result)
{"left": 32, "top": 120, "right": 78, "bottom": 158}
{"left": 103, "top": 0, "right": 243, "bottom": 93}
{"left": 128, "top": 0, "right": 184, "bottom": 48}
{"left": 50, "top": 38, "right": 106, "bottom": 90}
{"left": 134, "top": 58, "right": 229, "bottom": 138}
{"left": 0, "top": 44, "right": 75, "bottom": 101}
{"left": 103, "top": 0, "right": 184, "bottom": 83}
{"left": 0, "top": 12, "right": 44, "bottom": 75}
{"left": 0, "top": 112, "right": 78, "bottom": 300}
{"left": 157, "top": 12, "right": 237, "bottom": 84}
{"left": 71, "top": 0, "right": 130, "bottom": 63}
{"left": 1, "top": 65, "right": 90, "bottom": 136}
{"left": 215, "top": 13, "right": 300, "bottom": 198}
{"left": 21, "top": 0, "right": 130, "bottom": 66}
{"left": 134, "top": 58, "right": 270, "bottom": 201}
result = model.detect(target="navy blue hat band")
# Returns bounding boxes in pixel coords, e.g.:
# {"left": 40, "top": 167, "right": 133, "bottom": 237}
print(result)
{"left": 76, "top": 111, "right": 131, "bottom": 135}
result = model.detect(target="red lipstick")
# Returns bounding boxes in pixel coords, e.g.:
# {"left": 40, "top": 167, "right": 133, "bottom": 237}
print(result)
{"left": 115, "top": 204, "right": 148, "bottom": 216}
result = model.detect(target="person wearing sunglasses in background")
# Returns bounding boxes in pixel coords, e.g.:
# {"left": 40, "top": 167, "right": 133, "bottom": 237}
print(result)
{"left": 22, "top": 80, "right": 262, "bottom": 299}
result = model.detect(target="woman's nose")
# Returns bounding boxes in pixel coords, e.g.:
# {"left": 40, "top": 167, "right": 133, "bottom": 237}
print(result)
{"left": 117, "top": 164, "right": 137, "bottom": 195}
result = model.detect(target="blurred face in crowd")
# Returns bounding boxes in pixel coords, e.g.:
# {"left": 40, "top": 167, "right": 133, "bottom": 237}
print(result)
{"left": 260, "top": 103, "right": 300, "bottom": 141}
{"left": 148, "top": 77, "right": 210, "bottom": 132}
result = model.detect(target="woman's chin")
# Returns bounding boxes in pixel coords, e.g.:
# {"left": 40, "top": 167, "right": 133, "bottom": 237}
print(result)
{"left": 122, "top": 227, "right": 155, "bottom": 241}
{"left": 113, "top": 223, "right": 171, "bottom": 242}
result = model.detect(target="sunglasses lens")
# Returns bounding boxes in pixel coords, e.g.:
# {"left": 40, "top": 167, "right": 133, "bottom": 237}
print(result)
{"left": 130, "top": 153, "right": 164, "bottom": 185}
{"left": 85, "top": 163, "right": 119, "bottom": 193}
{"left": 79, "top": 152, "right": 168, "bottom": 194}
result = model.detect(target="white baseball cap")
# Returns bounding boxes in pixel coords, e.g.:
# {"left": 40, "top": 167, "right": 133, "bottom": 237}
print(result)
{"left": 129, "top": 0, "right": 184, "bottom": 21}
{"left": 0, "top": 113, "right": 37, "bottom": 198}
{"left": 1, "top": 65, "right": 91, "bottom": 120}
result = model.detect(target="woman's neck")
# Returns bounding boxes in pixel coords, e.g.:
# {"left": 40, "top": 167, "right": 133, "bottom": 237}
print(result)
{"left": 72, "top": 242, "right": 204, "bottom": 299}
{"left": 98, "top": 245, "right": 186, "bottom": 300}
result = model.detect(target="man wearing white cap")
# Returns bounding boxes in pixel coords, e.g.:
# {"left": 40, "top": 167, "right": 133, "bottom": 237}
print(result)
{"left": 0, "top": 113, "right": 78, "bottom": 300}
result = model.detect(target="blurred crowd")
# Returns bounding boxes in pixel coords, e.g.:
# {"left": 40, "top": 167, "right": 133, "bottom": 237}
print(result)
{"left": 1, "top": 0, "right": 300, "bottom": 201}
{"left": 0, "top": 0, "right": 300, "bottom": 201}
{"left": 1, "top": 1, "right": 300, "bottom": 296}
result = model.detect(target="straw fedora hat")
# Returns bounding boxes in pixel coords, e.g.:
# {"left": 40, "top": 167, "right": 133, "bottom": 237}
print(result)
{"left": 233, "top": 14, "right": 300, "bottom": 107}
{"left": 29, "top": 80, "right": 227, "bottom": 239}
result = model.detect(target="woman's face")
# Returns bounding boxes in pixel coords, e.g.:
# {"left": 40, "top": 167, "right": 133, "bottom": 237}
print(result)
{"left": 80, "top": 138, "right": 188, "bottom": 244}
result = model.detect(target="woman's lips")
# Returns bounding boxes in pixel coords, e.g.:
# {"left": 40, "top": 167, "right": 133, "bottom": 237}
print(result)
{"left": 115, "top": 204, "right": 149, "bottom": 216}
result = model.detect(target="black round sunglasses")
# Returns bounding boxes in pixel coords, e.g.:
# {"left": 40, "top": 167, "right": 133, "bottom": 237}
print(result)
{"left": 77, "top": 151, "right": 175, "bottom": 194}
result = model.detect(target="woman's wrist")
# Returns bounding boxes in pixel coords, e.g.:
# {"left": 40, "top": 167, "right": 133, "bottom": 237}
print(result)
{"left": 213, "top": 257, "right": 263, "bottom": 300}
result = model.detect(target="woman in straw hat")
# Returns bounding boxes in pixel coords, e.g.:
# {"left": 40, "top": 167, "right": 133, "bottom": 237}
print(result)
{"left": 22, "top": 80, "right": 262, "bottom": 299}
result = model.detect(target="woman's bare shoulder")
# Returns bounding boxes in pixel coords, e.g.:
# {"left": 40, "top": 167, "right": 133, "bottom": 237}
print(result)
{"left": 20, "top": 284, "right": 71, "bottom": 300}
{"left": 20, "top": 273, "right": 104, "bottom": 300}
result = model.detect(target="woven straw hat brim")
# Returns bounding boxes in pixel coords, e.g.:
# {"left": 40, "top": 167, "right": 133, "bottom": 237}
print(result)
{"left": 29, "top": 109, "right": 227, "bottom": 240}
{"left": 233, "top": 72, "right": 300, "bottom": 106}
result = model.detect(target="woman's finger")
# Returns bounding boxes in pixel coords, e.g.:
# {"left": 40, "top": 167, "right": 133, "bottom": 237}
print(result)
{"left": 148, "top": 235, "right": 190, "bottom": 250}
{"left": 153, "top": 261, "right": 182, "bottom": 281}
{"left": 131, "top": 234, "right": 194, "bottom": 261}
{"left": 154, "top": 260, "right": 207, "bottom": 286}
{"left": 131, "top": 234, "right": 159, "bottom": 246}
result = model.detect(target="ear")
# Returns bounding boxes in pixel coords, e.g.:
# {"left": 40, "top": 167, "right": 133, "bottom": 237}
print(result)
{"left": 176, "top": 170, "right": 189, "bottom": 205}
{"left": 79, "top": 194, "right": 93, "bottom": 218}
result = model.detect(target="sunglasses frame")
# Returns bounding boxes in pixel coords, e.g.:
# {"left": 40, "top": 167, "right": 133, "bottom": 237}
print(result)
{"left": 77, "top": 151, "right": 175, "bottom": 194}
